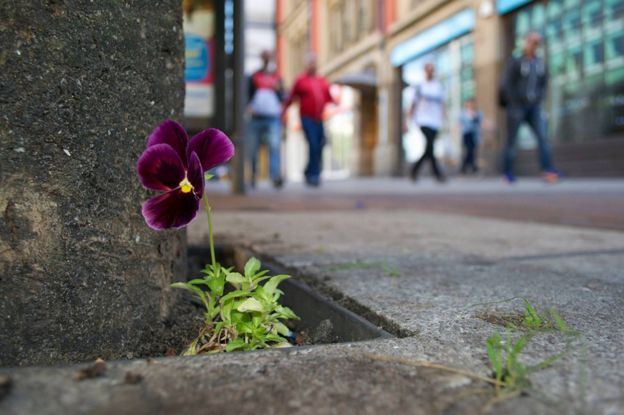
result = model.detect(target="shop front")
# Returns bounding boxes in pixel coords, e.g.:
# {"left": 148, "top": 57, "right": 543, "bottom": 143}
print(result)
{"left": 499, "top": 0, "right": 624, "bottom": 175}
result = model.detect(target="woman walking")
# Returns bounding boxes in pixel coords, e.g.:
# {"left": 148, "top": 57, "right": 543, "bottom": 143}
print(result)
{"left": 407, "top": 63, "right": 446, "bottom": 182}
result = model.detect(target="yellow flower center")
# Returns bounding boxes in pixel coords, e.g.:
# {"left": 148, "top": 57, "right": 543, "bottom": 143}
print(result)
{"left": 179, "top": 177, "right": 193, "bottom": 193}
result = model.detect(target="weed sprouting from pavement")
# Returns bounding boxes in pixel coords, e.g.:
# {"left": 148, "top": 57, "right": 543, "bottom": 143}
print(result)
{"left": 484, "top": 298, "right": 580, "bottom": 400}
{"left": 366, "top": 298, "right": 584, "bottom": 412}
{"left": 487, "top": 330, "right": 531, "bottom": 394}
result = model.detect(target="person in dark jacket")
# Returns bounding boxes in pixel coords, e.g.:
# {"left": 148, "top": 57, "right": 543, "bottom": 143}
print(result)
{"left": 248, "top": 50, "right": 285, "bottom": 189}
{"left": 500, "top": 32, "right": 559, "bottom": 183}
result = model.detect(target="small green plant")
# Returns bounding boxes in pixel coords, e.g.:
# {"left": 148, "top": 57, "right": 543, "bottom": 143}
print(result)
{"left": 486, "top": 330, "right": 531, "bottom": 393}
{"left": 520, "top": 298, "right": 553, "bottom": 330}
{"left": 136, "top": 122, "right": 299, "bottom": 355}
{"left": 173, "top": 257, "right": 299, "bottom": 354}
{"left": 382, "top": 261, "right": 401, "bottom": 278}
{"left": 485, "top": 299, "right": 578, "bottom": 398}
{"left": 517, "top": 299, "right": 580, "bottom": 334}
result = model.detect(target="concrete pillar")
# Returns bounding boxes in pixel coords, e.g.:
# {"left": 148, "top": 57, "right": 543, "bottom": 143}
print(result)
{"left": 375, "top": 61, "right": 403, "bottom": 176}
{"left": 0, "top": 1, "right": 187, "bottom": 366}
{"left": 472, "top": 1, "right": 505, "bottom": 174}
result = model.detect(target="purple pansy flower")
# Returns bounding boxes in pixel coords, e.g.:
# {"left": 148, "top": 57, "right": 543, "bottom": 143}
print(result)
{"left": 137, "top": 120, "right": 234, "bottom": 230}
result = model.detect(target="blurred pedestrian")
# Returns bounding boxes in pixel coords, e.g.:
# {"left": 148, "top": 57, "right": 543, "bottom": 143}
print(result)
{"left": 248, "top": 50, "right": 284, "bottom": 189}
{"left": 500, "top": 32, "right": 559, "bottom": 183}
{"left": 282, "top": 53, "right": 334, "bottom": 187}
{"left": 459, "top": 98, "right": 482, "bottom": 174}
{"left": 407, "top": 63, "right": 446, "bottom": 182}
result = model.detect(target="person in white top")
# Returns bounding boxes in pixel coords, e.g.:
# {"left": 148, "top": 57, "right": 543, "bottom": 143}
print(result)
{"left": 407, "top": 63, "right": 446, "bottom": 182}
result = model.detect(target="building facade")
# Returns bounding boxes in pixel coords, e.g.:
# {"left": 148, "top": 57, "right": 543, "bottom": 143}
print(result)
{"left": 276, "top": 0, "right": 624, "bottom": 178}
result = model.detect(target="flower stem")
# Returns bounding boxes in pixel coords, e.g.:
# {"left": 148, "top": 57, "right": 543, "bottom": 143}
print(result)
{"left": 203, "top": 197, "right": 216, "bottom": 267}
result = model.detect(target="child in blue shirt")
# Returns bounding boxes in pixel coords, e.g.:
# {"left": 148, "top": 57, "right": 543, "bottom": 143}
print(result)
{"left": 459, "top": 98, "right": 482, "bottom": 174}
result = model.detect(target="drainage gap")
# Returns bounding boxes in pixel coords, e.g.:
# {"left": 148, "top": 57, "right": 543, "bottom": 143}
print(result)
{"left": 188, "top": 244, "right": 404, "bottom": 345}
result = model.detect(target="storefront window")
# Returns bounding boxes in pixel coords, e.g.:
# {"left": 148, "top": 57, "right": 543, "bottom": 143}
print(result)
{"left": 547, "top": 0, "right": 563, "bottom": 19}
{"left": 510, "top": 0, "right": 624, "bottom": 144}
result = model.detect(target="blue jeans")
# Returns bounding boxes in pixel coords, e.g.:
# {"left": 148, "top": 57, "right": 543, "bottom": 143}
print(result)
{"left": 248, "top": 116, "right": 282, "bottom": 181}
{"left": 503, "top": 105, "right": 554, "bottom": 176}
{"left": 462, "top": 132, "right": 477, "bottom": 173}
{"left": 300, "top": 116, "right": 325, "bottom": 184}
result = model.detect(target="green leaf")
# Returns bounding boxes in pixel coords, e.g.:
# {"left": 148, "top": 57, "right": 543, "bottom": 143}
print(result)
{"left": 182, "top": 338, "right": 199, "bottom": 356}
{"left": 244, "top": 257, "right": 261, "bottom": 278}
{"left": 274, "top": 305, "right": 299, "bottom": 320}
{"left": 263, "top": 275, "right": 290, "bottom": 295}
{"left": 221, "top": 301, "right": 234, "bottom": 323}
{"left": 250, "top": 270, "right": 270, "bottom": 283}
{"left": 486, "top": 332, "right": 503, "bottom": 380}
{"left": 271, "top": 342, "right": 293, "bottom": 348}
{"left": 252, "top": 285, "right": 271, "bottom": 305}
{"left": 265, "top": 334, "right": 288, "bottom": 343}
{"left": 220, "top": 290, "right": 252, "bottom": 303}
{"left": 522, "top": 298, "right": 543, "bottom": 329}
{"left": 201, "top": 264, "right": 216, "bottom": 277}
{"left": 235, "top": 320, "right": 254, "bottom": 334}
{"left": 226, "top": 272, "right": 245, "bottom": 285}
{"left": 254, "top": 313, "right": 269, "bottom": 328}
{"left": 225, "top": 338, "right": 246, "bottom": 352}
{"left": 206, "top": 273, "right": 225, "bottom": 297}
{"left": 510, "top": 335, "right": 528, "bottom": 360}
{"left": 237, "top": 297, "right": 264, "bottom": 313}
{"left": 187, "top": 278, "right": 210, "bottom": 286}
{"left": 171, "top": 282, "right": 209, "bottom": 311}
{"left": 274, "top": 321, "right": 291, "bottom": 336}
{"left": 549, "top": 309, "right": 575, "bottom": 335}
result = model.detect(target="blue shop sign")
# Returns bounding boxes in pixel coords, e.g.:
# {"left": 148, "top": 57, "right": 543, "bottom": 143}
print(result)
{"left": 497, "top": 0, "right": 534, "bottom": 14}
{"left": 184, "top": 33, "right": 210, "bottom": 82}
{"left": 391, "top": 9, "right": 475, "bottom": 67}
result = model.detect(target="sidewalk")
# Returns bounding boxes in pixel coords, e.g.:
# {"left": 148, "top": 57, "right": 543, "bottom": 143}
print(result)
{"left": 187, "top": 206, "right": 623, "bottom": 414}
{"left": 205, "top": 177, "right": 624, "bottom": 231}
{"left": 2, "top": 185, "right": 623, "bottom": 414}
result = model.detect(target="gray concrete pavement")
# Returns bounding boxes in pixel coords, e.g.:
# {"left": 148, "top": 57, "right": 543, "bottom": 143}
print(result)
{"left": 2, "top": 182, "right": 623, "bottom": 414}
{"left": 191, "top": 209, "right": 624, "bottom": 414}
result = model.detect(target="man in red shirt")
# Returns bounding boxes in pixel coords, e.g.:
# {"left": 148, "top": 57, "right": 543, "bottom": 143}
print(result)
{"left": 282, "top": 53, "right": 334, "bottom": 187}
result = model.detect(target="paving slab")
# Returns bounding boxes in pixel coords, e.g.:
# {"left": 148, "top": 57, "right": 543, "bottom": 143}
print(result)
{"left": 193, "top": 209, "right": 624, "bottom": 414}
{"left": 1, "top": 209, "right": 623, "bottom": 414}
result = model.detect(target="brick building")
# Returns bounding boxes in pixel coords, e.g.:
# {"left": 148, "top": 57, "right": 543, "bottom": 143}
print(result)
{"left": 276, "top": 0, "right": 624, "bottom": 178}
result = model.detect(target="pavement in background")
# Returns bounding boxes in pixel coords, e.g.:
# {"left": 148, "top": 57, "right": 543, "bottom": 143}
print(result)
{"left": 205, "top": 177, "right": 624, "bottom": 231}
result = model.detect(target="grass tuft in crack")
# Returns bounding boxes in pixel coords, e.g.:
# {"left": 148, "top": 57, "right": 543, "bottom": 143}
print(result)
{"left": 485, "top": 298, "right": 580, "bottom": 398}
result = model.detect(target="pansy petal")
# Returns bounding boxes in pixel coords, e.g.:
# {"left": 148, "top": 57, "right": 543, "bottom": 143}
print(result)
{"left": 142, "top": 190, "right": 199, "bottom": 230}
{"left": 188, "top": 128, "right": 235, "bottom": 172}
{"left": 137, "top": 144, "right": 185, "bottom": 191}
{"left": 147, "top": 119, "right": 189, "bottom": 166}
{"left": 187, "top": 151, "right": 205, "bottom": 199}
